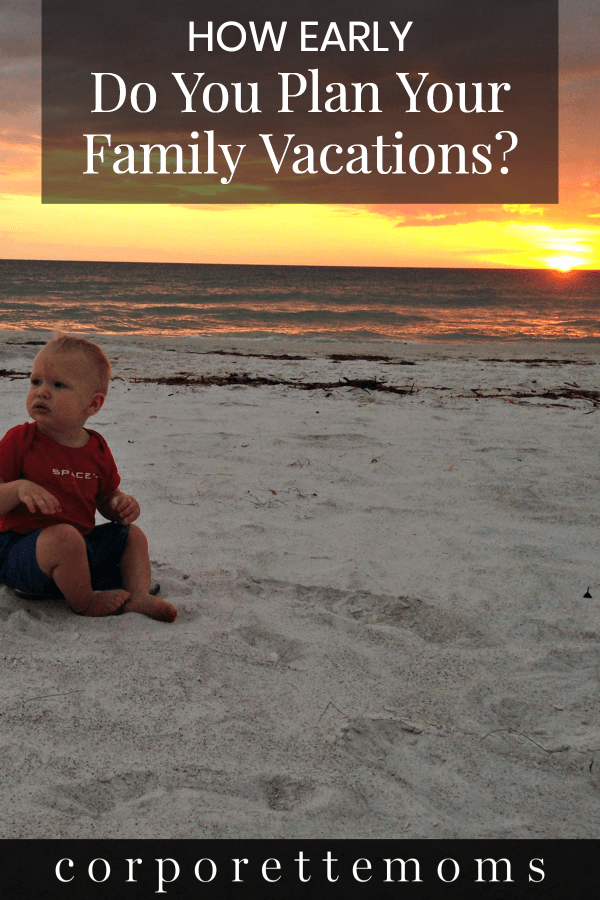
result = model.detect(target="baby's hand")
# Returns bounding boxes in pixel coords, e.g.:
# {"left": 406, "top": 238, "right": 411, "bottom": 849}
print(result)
{"left": 17, "top": 480, "right": 62, "bottom": 516}
{"left": 110, "top": 493, "right": 140, "bottom": 524}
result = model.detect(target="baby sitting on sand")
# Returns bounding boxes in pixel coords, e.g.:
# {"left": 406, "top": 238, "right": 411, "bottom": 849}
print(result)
{"left": 0, "top": 333, "right": 177, "bottom": 622}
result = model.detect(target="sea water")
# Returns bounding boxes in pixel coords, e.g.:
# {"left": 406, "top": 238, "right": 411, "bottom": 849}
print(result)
{"left": 1, "top": 259, "right": 598, "bottom": 342}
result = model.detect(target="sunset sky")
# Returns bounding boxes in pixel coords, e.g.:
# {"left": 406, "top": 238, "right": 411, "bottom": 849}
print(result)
{"left": 1, "top": 0, "right": 598, "bottom": 270}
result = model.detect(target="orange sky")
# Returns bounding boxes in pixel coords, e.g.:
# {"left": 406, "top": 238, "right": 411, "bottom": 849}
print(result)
{"left": 1, "top": 1, "right": 598, "bottom": 269}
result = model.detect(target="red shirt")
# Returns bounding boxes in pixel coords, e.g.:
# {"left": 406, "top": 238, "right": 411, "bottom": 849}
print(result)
{"left": 0, "top": 423, "right": 120, "bottom": 535}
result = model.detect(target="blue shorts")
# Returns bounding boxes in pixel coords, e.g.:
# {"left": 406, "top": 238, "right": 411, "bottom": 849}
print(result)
{"left": 0, "top": 522, "right": 130, "bottom": 596}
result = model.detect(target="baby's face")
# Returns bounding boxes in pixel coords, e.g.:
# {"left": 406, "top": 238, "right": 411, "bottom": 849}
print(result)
{"left": 26, "top": 349, "right": 104, "bottom": 439}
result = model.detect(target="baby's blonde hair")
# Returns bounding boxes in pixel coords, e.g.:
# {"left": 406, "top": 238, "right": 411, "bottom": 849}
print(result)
{"left": 44, "top": 332, "right": 112, "bottom": 394}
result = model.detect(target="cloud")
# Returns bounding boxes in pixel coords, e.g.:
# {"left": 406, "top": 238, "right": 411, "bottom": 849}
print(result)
{"left": 363, "top": 204, "right": 552, "bottom": 228}
{"left": 0, "top": 1, "right": 39, "bottom": 58}
{"left": 0, "top": 1, "right": 40, "bottom": 117}
{"left": 560, "top": 0, "right": 600, "bottom": 76}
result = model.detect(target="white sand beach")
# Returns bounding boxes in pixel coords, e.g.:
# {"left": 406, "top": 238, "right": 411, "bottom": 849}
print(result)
{"left": 0, "top": 330, "right": 599, "bottom": 839}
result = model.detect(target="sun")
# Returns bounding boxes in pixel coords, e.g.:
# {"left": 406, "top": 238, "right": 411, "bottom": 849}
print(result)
{"left": 545, "top": 255, "right": 583, "bottom": 272}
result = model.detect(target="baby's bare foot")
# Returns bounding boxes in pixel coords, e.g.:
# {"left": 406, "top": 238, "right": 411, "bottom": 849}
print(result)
{"left": 122, "top": 591, "right": 177, "bottom": 623}
{"left": 80, "top": 589, "right": 130, "bottom": 617}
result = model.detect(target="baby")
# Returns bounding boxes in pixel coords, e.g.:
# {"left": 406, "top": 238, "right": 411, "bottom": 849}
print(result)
{"left": 0, "top": 334, "right": 177, "bottom": 622}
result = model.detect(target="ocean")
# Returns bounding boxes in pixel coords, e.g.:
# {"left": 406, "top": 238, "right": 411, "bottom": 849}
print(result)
{"left": 1, "top": 259, "right": 599, "bottom": 342}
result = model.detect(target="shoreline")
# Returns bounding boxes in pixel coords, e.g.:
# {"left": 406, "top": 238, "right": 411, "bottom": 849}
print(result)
{"left": 3, "top": 328, "right": 600, "bottom": 358}
{"left": 3, "top": 328, "right": 600, "bottom": 347}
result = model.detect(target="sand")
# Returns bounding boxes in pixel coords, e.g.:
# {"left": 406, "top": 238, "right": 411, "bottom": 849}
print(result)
{"left": 0, "top": 330, "right": 599, "bottom": 839}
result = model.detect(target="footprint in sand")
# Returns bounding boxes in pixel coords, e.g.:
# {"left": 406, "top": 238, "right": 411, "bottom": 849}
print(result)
{"left": 245, "top": 578, "right": 490, "bottom": 646}
{"left": 38, "top": 770, "right": 162, "bottom": 818}
{"left": 3, "top": 608, "right": 79, "bottom": 643}
{"left": 234, "top": 623, "right": 306, "bottom": 663}
{"left": 39, "top": 768, "right": 329, "bottom": 823}
{"left": 259, "top": 775, "right": 324, "bottom": 812}
{"left": 150, "top": 562, "right": 195, "bottom": 596}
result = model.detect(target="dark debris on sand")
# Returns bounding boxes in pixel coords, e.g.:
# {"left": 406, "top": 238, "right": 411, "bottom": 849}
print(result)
{"left": 188, "top": 350, "right": 417, "bottom": 364}
{"left": 130, "top": 372, "right": 417, "bottom": 395}
{"left": 0, "top": 369, "right": 29, "bottom": 379}
{"left": 129, "top": 373, "right": 600, "bottom": 407}
{"left": 479, "top": 358, "right": 596, "bottom": 366}
{"left": 0, "top": 365, "right": 595, "bottom": 404}
{"left": 201, "top": 350, "right": 309, "bottom": 361}
{"left": 328, "top": 354, "right": 416, "bottom": 365}
{"left": 462, "top": 387, "right": 600, "bottom": 408}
